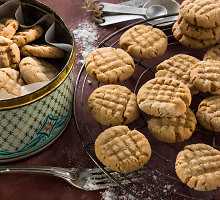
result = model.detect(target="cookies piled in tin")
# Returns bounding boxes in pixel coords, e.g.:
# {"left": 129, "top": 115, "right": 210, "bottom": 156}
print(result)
{"left": 172, "top": 0, "right": 220, "bottom": 49}
{"left": 0, "top": 18, "right": 64, "bottom": 97}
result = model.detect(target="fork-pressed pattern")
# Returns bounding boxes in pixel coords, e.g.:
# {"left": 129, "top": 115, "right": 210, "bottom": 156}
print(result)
{"left": 0, "top": 166, "right": 138, "bottom": 191}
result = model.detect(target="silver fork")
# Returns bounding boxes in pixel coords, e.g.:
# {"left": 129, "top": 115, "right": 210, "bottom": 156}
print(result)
{"left": 0, "top": 166, "right": 139, "bottom": 191}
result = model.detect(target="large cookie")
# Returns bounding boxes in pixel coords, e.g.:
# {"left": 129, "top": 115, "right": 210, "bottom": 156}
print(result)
{"left": 0, "top": 68, "right": 22, "bottom": 96}
{"left": 0, "top": 18, "right": 19, "bottom": 39}
{"left": 190, "top": 60, "right": 220, "bottom": 94}
{"left": 120, "top": 24, "right": 167, "bottom": 59}
{"left": 175, "top": 144, "right": 220, "bottom": 191}
{"left": 95, "top": 125, "right": 151, "bottom": 173}
{"left": 148, "top": 108, "right": 197, "bottom": 143}
{"left": 85, "top": 47, "right": 135, "bottom": 84}
{"left": 180, "top": 0, "right": 220, "bottom": 28}
{"left": 88, "top": 85, "right": 140, "bottom": 126}
{"left": 19, "top": 56, "right": 59, "bottom": 84}
{"left": 172, "top": 20, "right": 218, "bottom": 49}
{"left": 137, "top": 77, "right": 191, "bottom": 117}
{"left": 203, "top": 44, "right": 220, "bottom": 62}
{"left": 196, "top": 95, "right": 220, "bottom": 132}
{"left": 0, "top": 36, "right": 20, "bottom": 69}
{"left": 155, "top": 54, "right": 200, "bottom": 95}
{"left": 20, "top": 44, "right": 64, "bottom": 58}
{"left": 12, "top": 25, "right": 43, "bottom": 47}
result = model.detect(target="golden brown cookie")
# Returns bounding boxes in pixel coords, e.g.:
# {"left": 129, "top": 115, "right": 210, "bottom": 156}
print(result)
{"left": 20, "top": 44, "right": 64, "bottom": 58}
{"left": 190, "top": 60, "right": 220, "bottom": 94}
{"left": 175, "top": 143, "right": 220, "bottom": 191}
{"left": 155, "top": 54, "right": 200, "bottom": 95}
{"left": 0, "top": 18, "right": 19, "bottom": 39}
{"left": 148, "top": 108, "right": 197, "bottom": 143}
{"left": 87, "top": 85, "right": 140, "bottom": 126}
{"left": 0, "top": 36, "right": 20, "bottom": 69}
{"left": 95, "top": 125, "right": 151, "bottom": 173}
{"left": 196, "top": 95, "right": 220, "bottom": 132}
{"left": 19, "top": 56, "right": 59, "bottom": 84}
{"left": 0, "top": 68, "right": 21, "bottom": 96}
{"left": 172, "top": 20, "right": 218, "bottom": 49}
{"left": 176, "top": 15, "right": 220, "bottom": 40}
{"left": 203, "top": 44, "right": 220, "bottom": 61}
{"left": 119, "top": 24, "right": 167, "bottom": 59}
{"left": 137, "top": 77, "right": 191, "bottom": 117}
{"left": 12, "top": 25, "right": 43, "bottom": 47}
{"left": 180, "top": 0, "right": 220, "bottom": 28}
{"left": 85, "top": 47, "right": 135, "bottom": 84}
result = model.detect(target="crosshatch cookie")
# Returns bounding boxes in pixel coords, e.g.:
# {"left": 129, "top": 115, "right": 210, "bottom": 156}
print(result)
{"left": 0, "top": 68, "right": 22, "bottom": 96}
{"left": 175, "top": 144, "right": 220, "bottom": 191}
{"left": 19, "top": 56, "right": 59, "bottom": 84}
{"left": 196, "top": 95, "right": 220, "bottom": 132}
{"left": 85, "top": 47, "right": 135, "bottom": 84}
{"left": 148, "top": 108, "right": 197, "bottom": 143}
{"left": 176, "top": 16, "right": 220, "bottom": 40}
{"left": 203, "top": 44, "right": 220, "bottom": 61}
{"left": 95, "top": 125, "right": 151, "bottom": 173}
{"left": 137, "top": 77, "right": 191, "bottom": 117}
{"left": 119, "top": 24, "right": 167, "bottom": 60}
{"left": 20, "top": 44, "right": 65, "bottom": 58}
{"left": 155, "top": 54, "right": 200, "bottom": 95}
{"left": 12, "top": 25, "right": 43, "bottom": 47}
{"left": 172, "top": 20, "right": 218, "bottom": 49}
{"left": 190, "top": 60, "right": 220, "bottom": 94}
{"left": 87, "top": 85, "right": 140, "bottom": 126}
{"left": 0, "top": 36, "right": 20, "bottom": 69}
{"left": 180, "top": 0, "right": 220, "bottom": 28}
{"left": 0, "top": 18, "right": 19, "bottom": 39}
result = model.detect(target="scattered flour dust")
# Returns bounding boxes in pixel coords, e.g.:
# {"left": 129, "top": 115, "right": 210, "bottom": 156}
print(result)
{"left": 72, "top": 19, "right": 99, "bottom": 64}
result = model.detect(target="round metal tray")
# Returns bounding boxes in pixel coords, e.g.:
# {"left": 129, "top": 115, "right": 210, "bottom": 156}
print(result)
{"left": 73, "top": 14, "right": 220, "bottom": 200}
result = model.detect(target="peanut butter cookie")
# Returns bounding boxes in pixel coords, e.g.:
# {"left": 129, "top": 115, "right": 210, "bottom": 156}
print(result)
{"left": 85, "top": 47, "right": 135, "bottom": 84}
{"left": 196, "top": 95, "right": 220, "bottom": 132}
{"left": 95, "top": 125, "right": 151, "bottom": 173}
{"left": 19, "top": 56, "right": 59, "bottom": 84}
{"left": 156, "top": 54, "right": 200, "bottom": 95}
{"left": 148, "top": 108, "right": 197, "bottom": 143}
{"left": 0, "top": 18, "right": 19, "bottom": 39}
{"left": 203, "top": 44, "right": 220, "bottom": 62}
{"left": 87, "top": 85, "right": 140, "bottom": 126}
{"left": 137, "top": 77, "right": 191, "bottom": 117}
{"left": 175, "top": 144, "right": 220, "bottom": 191}
{"left": 120, "top": 24, "right": 167, "bottom": 59}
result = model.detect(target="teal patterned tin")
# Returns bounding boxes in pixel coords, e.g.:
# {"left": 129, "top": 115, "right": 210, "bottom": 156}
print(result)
{"left": 0, "top": 0, "right": 75, "bottom": 162}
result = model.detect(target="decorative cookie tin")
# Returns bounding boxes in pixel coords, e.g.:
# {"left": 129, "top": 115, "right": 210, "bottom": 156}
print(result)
{"left": 0, "top": 0, "right": 75, "bottom": 162}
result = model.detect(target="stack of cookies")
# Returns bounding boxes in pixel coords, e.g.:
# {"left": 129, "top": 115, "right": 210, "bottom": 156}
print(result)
{"left": 172, "top": 0, "right": 220, "bottom": 49}
{"left": 0, "top": 18, "right": 64, "bottom": 97}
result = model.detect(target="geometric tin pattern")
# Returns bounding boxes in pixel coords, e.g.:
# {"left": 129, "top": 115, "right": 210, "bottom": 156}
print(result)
{"left": 0, "top": 67, "right": 74, "bottom": 162}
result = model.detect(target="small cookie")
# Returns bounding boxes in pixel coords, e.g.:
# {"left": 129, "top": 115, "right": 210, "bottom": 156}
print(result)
{"left": 0, "top": 68, "right": 21, "bottom": 96}
{"left": 120, "top": 24, "right": 167, "bottom": 59}
{"left": 176, "top": 15, "right": 220, "bottom": 40}
{"left": 180, "top": 0, "right": 220, "bottom": 28}
{"left": 172, "top": 20, "right": 218, "bottom": 49}
{"left": 175, "top": 144, "right": 220, "bottom": 191}
{"left": 95, "top": 125, "right": 151, "bottom": 173}
{"left": 196, "top": 95, "right": 220, "bottom": 132}
{"left": 203, "top": 44, "right": 220, "bottom": 61}
{"left": 19, "top": 56, "right": 59, "bottom": 84}
{"left": 87, "top": 85, "right": 140, "bottom": 126}
{"left": 148, "top": 108, "right": 197, "bottom": 143}
{"left": 155, "top": 54, "right": 200, "bottom": 95}
{"left": 85, "top": 47, "right": 135, "bottom": 84}
{"left": 0, "top": 18, "right": 19, "bottom": 39}
{"left": 20, "top": 44, "right": 64, "bottom": 58}
{"left": 190, "top": 60, "right": 220, "bottom": 94}
{"left": 12, "top": 25, "right": 43, "bottom": 47}
{"left": 0, "top": 36, "right": 20, "bottom": 69}
{"left": 137, "top": 77, "right": 191, "bottom": 117}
